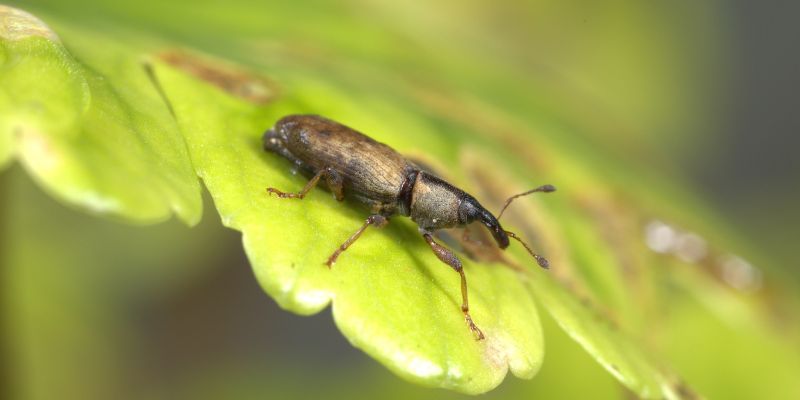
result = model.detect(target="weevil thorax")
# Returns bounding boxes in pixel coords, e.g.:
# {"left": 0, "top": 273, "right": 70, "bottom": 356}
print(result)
{"left": 409, "top": 172, "right": 461, "bottom": 230}
{"left": 409, "top": 173, "right": 510, "bottom": 248}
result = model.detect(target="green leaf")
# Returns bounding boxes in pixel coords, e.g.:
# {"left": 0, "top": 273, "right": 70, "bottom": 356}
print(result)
{"left": 456, "top": 145, "right": 684, "bottom": 398}
{"left": 5, "top": 4, "right": 800, "bottom": 399}
{"left": 0, "top": 6, "right": 201, "bottom": 223}
{"left": 148, "top": 56, "right": 544, "bottom": 393}
{"left": 528, "top": 271, "right": 674, "bottom": 398}
{"left": 0, "top": 8, "right": 695, "bottom": 394}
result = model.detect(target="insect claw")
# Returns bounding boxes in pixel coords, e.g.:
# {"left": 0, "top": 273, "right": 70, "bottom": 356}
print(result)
{"left": 465, "top": 314, "right": 485, "bottom": 340}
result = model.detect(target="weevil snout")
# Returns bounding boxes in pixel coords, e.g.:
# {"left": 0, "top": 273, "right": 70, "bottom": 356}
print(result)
{"left": 459, "top": 197, "right": 510, "bottom": 249}
{"left": 480, "top": 210, "right": 510, "bottom": 249}
{"left": 464, "top": 199, "right": 550, "bottom": 269}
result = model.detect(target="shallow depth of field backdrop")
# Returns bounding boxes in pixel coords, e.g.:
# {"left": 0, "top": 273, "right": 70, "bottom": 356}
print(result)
{"left": 2, "top": 1, "right": 799, "bottom": 400}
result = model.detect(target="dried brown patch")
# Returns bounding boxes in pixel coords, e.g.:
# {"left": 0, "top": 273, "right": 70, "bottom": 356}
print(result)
{"left": 157, "top": 49, "right": 278, "bottom": 104}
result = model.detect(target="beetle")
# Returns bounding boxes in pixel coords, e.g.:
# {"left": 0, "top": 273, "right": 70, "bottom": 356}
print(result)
{"left": 263, "top": 114, "right": 555, "bottom": 340}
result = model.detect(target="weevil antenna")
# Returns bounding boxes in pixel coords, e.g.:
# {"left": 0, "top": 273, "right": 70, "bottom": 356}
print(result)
{"left": 496, "top": 184, "right": 556, "bottom": 220}
{"left": 504, "top": 230, "right": 549, "bottom": 269}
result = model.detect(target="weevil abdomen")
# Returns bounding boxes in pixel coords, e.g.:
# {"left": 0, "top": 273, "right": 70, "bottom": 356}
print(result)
{"left": 265, "top": 114, "right": 415, "bottom": 214}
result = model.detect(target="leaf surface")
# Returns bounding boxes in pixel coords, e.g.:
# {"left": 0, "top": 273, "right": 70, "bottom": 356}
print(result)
{"left": 0, "top": 6, "right": 201, "bottom": 223}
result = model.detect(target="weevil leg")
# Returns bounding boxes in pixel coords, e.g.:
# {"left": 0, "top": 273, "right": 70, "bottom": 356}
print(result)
{"left": 325, "top": 169, "right": 345, "bottom": 201}
{"left": 267, "top": 167, "right": 342, "bottom": 200}
{"left": 326, "top": 215, "right": 388, "bottom": 267}
{"left": 422, "top": 232, "right": 485, "bottom": 340}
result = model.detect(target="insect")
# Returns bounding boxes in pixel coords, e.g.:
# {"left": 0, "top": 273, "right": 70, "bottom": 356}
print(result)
{"left": 263, "top": 114, "right": 555, "bottom": 340}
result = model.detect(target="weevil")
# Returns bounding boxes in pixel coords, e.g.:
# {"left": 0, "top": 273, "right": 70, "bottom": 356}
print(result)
{"left": 263, "top": 114, "right": 555, "bottom": 340}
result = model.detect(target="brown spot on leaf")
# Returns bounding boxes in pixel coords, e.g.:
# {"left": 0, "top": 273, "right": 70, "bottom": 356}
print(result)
{"left": 157, "top": 49, "right": 279, "bottom": 104}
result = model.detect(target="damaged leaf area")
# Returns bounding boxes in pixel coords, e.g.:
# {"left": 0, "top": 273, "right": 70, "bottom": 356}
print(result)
{"left": 0, "top": 5, "right": 201, "bottom": 223}
{"left": 156, "top": 50, "right": 279, "bottom": 105}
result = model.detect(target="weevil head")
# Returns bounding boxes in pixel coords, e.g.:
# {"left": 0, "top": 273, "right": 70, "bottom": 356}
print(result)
{"left": 458, "top": 196, "right": 510, "bottom": 249}
{"left": 262, "top": 127, "right": 280, "bottom": 152}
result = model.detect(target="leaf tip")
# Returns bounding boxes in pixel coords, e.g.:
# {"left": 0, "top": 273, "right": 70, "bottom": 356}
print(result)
{"left": 0, "top": 6, "right": 59, "bottom": 43}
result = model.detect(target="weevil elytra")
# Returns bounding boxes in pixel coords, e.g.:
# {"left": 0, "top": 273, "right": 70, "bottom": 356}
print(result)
{"left": 263, "top": 114, "right": 555, "bottom": 340}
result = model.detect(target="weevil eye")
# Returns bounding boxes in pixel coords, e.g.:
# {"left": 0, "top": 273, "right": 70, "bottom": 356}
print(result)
{"left": 458, "top": 198, "right": 479, "bottom": 225}
{"left": 263, "top": 126, "right": 288, "bottom": 152}
{"left": 484, "top": 216, "right": 510, "bottom": 249}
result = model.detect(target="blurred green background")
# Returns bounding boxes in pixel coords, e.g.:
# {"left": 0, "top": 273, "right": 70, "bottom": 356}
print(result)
{"left": 2, "top": 1, "right": 799, "bottom": 399}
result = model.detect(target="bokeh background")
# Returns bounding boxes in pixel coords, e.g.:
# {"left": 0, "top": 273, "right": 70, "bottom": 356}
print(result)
{"left": 2, "top": 1, "right": 798, "bottom": 399}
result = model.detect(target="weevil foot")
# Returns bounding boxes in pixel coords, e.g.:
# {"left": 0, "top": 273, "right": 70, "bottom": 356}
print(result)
{"left": 324, "top": 255, "right": 337, "bottom": 268}
{"left": 266, "top": 187, "right": 302, "bottom": 199}
{"left": 464, "top": 313, "right": 485, "bottom": 340}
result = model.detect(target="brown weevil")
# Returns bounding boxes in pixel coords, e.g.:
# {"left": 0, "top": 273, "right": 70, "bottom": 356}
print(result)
{"left": 263, "top": 114, "right": 555, "bottom": 340}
